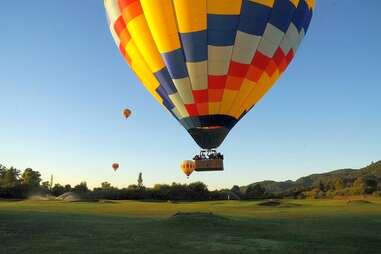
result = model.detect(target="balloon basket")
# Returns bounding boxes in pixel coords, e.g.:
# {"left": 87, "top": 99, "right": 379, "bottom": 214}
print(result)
{"left": 193, "top": 150, "right": 224, "bottom": 172}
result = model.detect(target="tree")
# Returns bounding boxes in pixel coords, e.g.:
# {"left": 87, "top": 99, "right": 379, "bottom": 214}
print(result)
{"left": 50, "top": 175, "right": 54, "bottom": 191}
{"left": 334, "top": 178, "right": 345, "bottom": 190}
{"left": 41, "top": 181, "right": 50, "bottom": 192}
{"left": 169, "top": 182, "right": 188, "bottom": 200}
{"left": 353, "top": 176, "right": 378, "bottom": 194}
{"left": 352, "top": 177, "right": 365, "bottom": 194}
{"left": 64, "top": 184, "right": 72, "bottom": 193}
{"left": 246, "top": 184, "right": 266, "bottom": 199}
{"left": 1, "top": 167, "right": 20, "bottom": 187}
{"left": 317, "top": 180, "right": 325, "bottom": 192}
{"left": 137, "top": 172, "right": 144, "bottom": 189}
{"left": 52, "top": 184, "right": 65, "bottom": 196}
{"left": 188, "top": 182, "right": 208, "bottom": 200}
{"left": 128, "top": 184, "right": 138, "bottom": 190}
{"left": 0, "top": 164, "right": 7, "bottom": 186}
{"left": 364, "top": 178, "right": 378, "bottom": 194}
{"left": 231, "top": 185, "right": 241, "bottom": 194}
{"left": 0, "top": 164, "right": 6, "bottom": 178}
{"left": 73, "top": 182, "right": 89, "bottom": 193}
{"left": 101, "top": 182, "right": 112, "bottom": 189}
{"left": 20, "top": 168, "right": 41, "bottom": 187}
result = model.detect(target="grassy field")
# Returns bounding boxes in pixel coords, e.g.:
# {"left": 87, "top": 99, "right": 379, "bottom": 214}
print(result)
{"left": 1, "top": 199, "right": 381, "bottom": 254}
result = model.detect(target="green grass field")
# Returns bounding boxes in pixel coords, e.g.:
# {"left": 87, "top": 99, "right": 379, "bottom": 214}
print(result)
{"left": 1, "top": 199, "right": 381, "bottom": 254}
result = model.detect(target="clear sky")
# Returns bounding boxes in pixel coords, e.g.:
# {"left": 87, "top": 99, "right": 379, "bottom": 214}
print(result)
{"left": 1, "top": 1, "right": 380, "bottom": 189}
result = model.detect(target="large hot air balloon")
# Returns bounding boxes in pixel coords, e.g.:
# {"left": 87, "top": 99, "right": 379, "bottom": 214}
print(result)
{"left": 180, "top": 160, "right": 195, "bottom": 178}
{"left": 112, "top": 163, "right": 119, "bottom": 171}
{"left": 104, "top": 0, "right": 314, "bottom": 168}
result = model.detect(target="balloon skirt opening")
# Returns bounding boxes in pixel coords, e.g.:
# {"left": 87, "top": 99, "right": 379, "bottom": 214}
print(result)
{"left": 188, "top": 127, "right": 230, "bottom": 150}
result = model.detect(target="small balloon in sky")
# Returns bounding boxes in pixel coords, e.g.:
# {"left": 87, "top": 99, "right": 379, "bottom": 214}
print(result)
{"left": 180, "top": 160, "right": 195, "bottom": 178}
{"left": 123, "top": 108, "right": 132, "bottom": 119}
{"left": 112, "top": 163, "right": 119, "bottom": 171}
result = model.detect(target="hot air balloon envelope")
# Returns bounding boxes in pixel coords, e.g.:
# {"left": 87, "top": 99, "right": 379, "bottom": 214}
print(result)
{"left": 123, "top": 108, "right": 132, "bottom": 119}
{"left": 104, "top": 0, "right": 314, "bottom": 149}
{"left": 112, "top": 163, "right": 119, "bottom": 171}
{"left": 180, "top": 160, "right": 195, "bottom": 177}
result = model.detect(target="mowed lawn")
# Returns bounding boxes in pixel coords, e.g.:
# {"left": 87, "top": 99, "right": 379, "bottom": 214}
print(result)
{"left": 1, "top": 199, "right": 381, "bottom": 254}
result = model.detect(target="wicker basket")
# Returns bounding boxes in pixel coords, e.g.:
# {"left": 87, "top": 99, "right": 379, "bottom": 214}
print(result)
{"left": 195, "top": 159, "right": 224, "bottom": 171}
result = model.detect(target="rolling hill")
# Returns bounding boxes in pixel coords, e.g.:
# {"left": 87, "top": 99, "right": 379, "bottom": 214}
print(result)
{"left": 242, "top": 160, "right": 381, "bottom": 195}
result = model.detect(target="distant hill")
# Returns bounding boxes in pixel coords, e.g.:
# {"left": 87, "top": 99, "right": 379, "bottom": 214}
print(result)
{"left": 242, "top": 160, "right": 381, "bottom": 196}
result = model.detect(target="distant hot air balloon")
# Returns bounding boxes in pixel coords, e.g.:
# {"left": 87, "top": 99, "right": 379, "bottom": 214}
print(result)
{"left": 123, "top": 108, "right": 132, "bottom": 119}
{"left": 104, "top": 0, "right": 314, "bottom": 160}
{"left": 180, "top": 160, "right": 195, "bottom": 178}
{"left": 112, "top": 163, "right": 119, "bottom": 171}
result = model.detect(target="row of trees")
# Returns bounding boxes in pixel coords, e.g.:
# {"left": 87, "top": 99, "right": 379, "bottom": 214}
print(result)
{"left": 244, "top": 176, "right": 381, "bottom": 200}
{"left": 0, "top": 165, "right": 42, "bottom": 198}
{"left": 0, "top": 165, "right": 106, "bottom": 199}
{"left": 301, "top": 176, "right": 380, "bottom": 199}
{"left": 87, "top": 182, "right": 211, "bottom": 201}
{"left": 0, "top": 164, "right": 237, "bottom": 200}
{"left": 2, "top": 164, "right": 380, "bottom": 201}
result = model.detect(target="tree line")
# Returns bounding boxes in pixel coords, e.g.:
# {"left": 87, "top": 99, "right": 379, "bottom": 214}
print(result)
{"left": 242, "top": 176, "right": 381, "bottom": 199}
{"left": 0, "top": 164, "right": 235, "bottom": 201}
{"left": 1, "top": 164, "right": 380, "bottom": 201}
{"left": 299, "top": 176, "right": 381, "bottom": 199}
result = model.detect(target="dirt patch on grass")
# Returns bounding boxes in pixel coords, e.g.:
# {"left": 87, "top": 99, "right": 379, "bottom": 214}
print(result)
{"left": 258, "top": 200, "right": 282, "bottom": 206}
{"left": 171, "top": 212, "right": 230, "bottom": 223}
{"left": 257, "top": 200, "right": 301, "bottom": 208}
{"left": 172, "top": 212, "right": 215, "bottom": 217}
{"left": 98, "top": 200, "right": 118, "bottom": 204}
{"left": 346, "top": 200, "right": 373, "bottom": 205}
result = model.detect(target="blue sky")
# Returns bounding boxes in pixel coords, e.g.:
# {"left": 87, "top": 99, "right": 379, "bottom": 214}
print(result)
{"left": 0, "top": 1, "right": 380, "bottom": 189}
